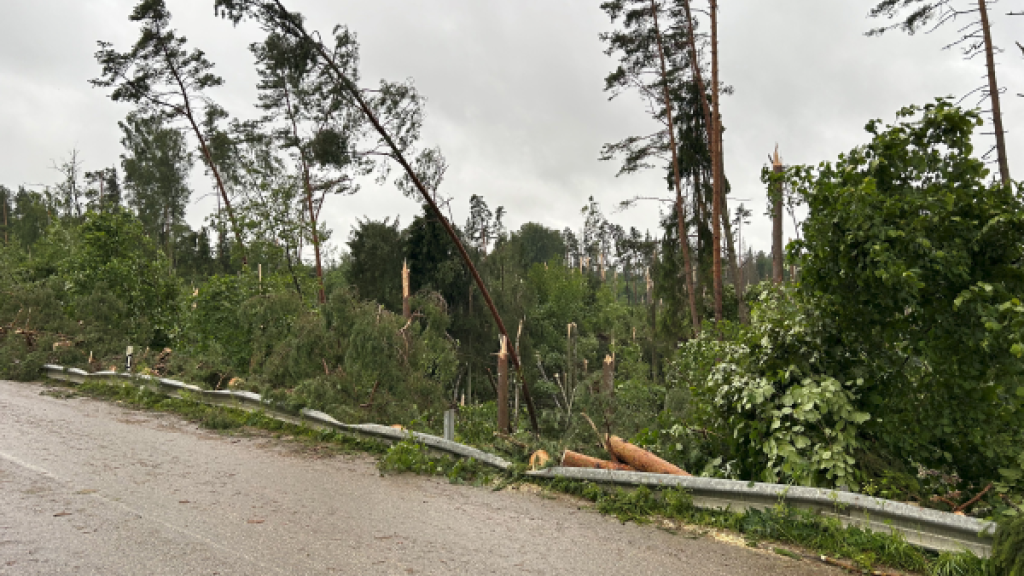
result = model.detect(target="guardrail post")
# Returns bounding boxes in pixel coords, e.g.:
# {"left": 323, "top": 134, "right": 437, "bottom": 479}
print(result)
{"left": 444, "top": 409, "right": 455, "bottom": 441}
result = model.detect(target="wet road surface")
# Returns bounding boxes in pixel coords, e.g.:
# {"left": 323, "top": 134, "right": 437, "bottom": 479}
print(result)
{"left": 0, "top": 380, "right": 844, "bottom": 575}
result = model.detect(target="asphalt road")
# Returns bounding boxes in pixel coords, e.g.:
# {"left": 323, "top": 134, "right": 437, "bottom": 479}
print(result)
{"left": 0, "top": 379, "right": 844, "bottom": 575}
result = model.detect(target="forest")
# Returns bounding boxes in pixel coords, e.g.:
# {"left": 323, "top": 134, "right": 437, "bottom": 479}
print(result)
{"left": 1, "top": 0, "right": 1023, "bottom": 551}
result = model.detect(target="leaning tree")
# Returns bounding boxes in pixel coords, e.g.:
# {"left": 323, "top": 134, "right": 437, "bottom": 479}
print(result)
{"left": 213, "top": 0, "right": 541, "bottom": 433}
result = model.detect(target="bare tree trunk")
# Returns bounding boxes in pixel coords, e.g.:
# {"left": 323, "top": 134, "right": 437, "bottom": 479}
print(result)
{"left": 772, "top": 148, "right": 784, "bottom": 284}
{"left": 267, "top": 0, "right": 541, "bottom": 433}
{"left": 601, "top": 355, "right": 614, "bottom": 395}
{"left": 718, "top": 132, "right": 745, "bottom": 322}
{"left": 709, "top": 0, "right": 724, "bottom": 322}
{"left": 681, "top": 0, "right": 723, "bottom": 325}
{"left": 284, "top": 241, "right": 304, "bottom": 297}
{"left": 979, "top": 0, "right": 1011, "bottom": 185}
{"left": 650, "top": 0, "right": 701, "bottom": 336}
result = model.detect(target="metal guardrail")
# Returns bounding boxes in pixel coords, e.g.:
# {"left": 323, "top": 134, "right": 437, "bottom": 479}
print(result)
{"left": 41, "top": 364, "right": 995, "bottom": 557}
{"left": 526, "top": 468, "right": 995, "bottom": 557}
{"left": 41, "top": 365, "right": 513, "bottom": 470}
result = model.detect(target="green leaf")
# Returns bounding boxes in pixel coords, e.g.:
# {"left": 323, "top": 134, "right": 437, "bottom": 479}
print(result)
{"left": 999, "top": 468, "right": 1023, "bottom": 481}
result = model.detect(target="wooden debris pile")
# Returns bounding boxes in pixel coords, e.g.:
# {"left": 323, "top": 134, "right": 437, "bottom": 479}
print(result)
{"left": 560, "top": 435, "right": 691, "bottom": 476}
{"left": 153, "top": 348, "right": 173, "bottom": 376}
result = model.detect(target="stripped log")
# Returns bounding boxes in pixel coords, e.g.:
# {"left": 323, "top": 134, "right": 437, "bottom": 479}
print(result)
{"left": 402, "top": 260, "right": 411, "bottom": 320}
{"left": 607, "top": 435, "right": 690, "bottom": 476}
{"left": 561, "top": 449, "right": 635, "bottom": 472}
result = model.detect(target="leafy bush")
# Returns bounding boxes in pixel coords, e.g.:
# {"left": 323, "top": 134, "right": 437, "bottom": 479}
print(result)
{"left": 791, "top": 99, "right": 1024, "bottom": 485}
{"left": 675, "top": 101, "right": 1024, "bottom": 495}
{"left": 686, "top": 287, "right": 870, "bottom": 488}
{"left": 59, "top": 209, "right": 181, "bottom": 345}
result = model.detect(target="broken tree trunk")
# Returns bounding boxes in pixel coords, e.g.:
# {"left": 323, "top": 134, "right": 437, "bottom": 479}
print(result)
{"left": 497, "top": 336, "right": 510, "bottom": 434}
{"left": 561, "top": 450, "right": 636, "bottom": 472}
{"left": 607, "top": 435, "right": 691, "bottom": 476}
{"left": 402, "top": 259, "right": 411, "bottom": 321}
{"left": 709, "top": 0, "right": 725, "bottom": 322}
{"left": 601, "top": 355, "right": 614, "bottom": 395}
{"left": 600, "top": 355, "right": 616, "bottom": 438}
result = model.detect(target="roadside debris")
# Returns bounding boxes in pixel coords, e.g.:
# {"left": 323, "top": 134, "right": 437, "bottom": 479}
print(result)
{"left": 559, "top": 435, "right": 691, "bottom": 476}
{"left": 561, "top": 449, "right": 635, "bottom": 471}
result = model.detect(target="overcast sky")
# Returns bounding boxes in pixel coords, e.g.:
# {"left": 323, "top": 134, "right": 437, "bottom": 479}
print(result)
{"left": 1, "top": 0, "right": 1021, "bottom": 256}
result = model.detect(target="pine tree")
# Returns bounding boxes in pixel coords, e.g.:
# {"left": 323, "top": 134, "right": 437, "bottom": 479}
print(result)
{"left": 84, "top": 167, "right": 123, "bottom": 213}
{"left": 119, "top": 112, "right": 193, "bottom": 262}
{"left": 217, "top": 0, "right": 541, "bottom": 434}
{"left": 93, "top": 0, "right": 247, "bottom": 261}
{"left": 600, "top": 0, "right": 705, "bottom": 334}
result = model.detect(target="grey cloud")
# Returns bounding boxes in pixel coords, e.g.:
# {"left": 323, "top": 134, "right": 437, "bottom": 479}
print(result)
{"left": 2, "top": 0, "right": 1021, "bottom": 256}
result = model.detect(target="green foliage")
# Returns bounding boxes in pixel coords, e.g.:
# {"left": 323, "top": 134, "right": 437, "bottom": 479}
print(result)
{"left": 346, "top": 217, "right": 405, "bottom": 312}
{"left": 8, "top": 187, "right": 54, "bottom": 254}
{"left": 674, "top": 288, "right": 863, "bottom": 486}
{"left": 455, "top": 402, "right": 499, "bottom": 446}
{"left": 405, "top": 206, "right": 467, "bottom": 310}
{"left": 991, "top": 514, "right": 1024, "bottom": 576}
{"left": 793, "top": 99, "right": 1024, "bottom": 483}
{"left": 120, "top": 111, "right": 193, "bottom": 255}
{"left": 0, "top": 211, "right": 183, "bottom": 381}
{"left": 59, "top": 209, "right": 181, "bottom": 345}
{"left": 679, "top": 101, "right": 1024, "bottom": 495}
{"left": 378, "top": 436, "right": 492, "bottom": 485}
{"left": 596, "top": 486, "right": 659, "bottom": 524}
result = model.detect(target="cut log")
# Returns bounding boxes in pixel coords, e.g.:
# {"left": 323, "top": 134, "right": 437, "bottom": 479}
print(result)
{"left": 561, "top": 449, "right": 635, "bottom": 472}
{"left": 529, "top": 450, "right": 551, "bottom": 471}
{"left": 607, "top": 436, "right": 691, "bottom": 476}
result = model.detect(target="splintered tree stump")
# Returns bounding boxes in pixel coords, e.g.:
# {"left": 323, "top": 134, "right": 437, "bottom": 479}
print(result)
{"left": 607, "top": 436, "right": 691, "bottom": 476}
{"left": 402, "top": 259, "right": 411, "bottom": 320}
{"left": 497, "top": 336, "right": 510, "bottom": 433}
{"left": 561, "top": 450, "right": 636, "bottom": 472}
